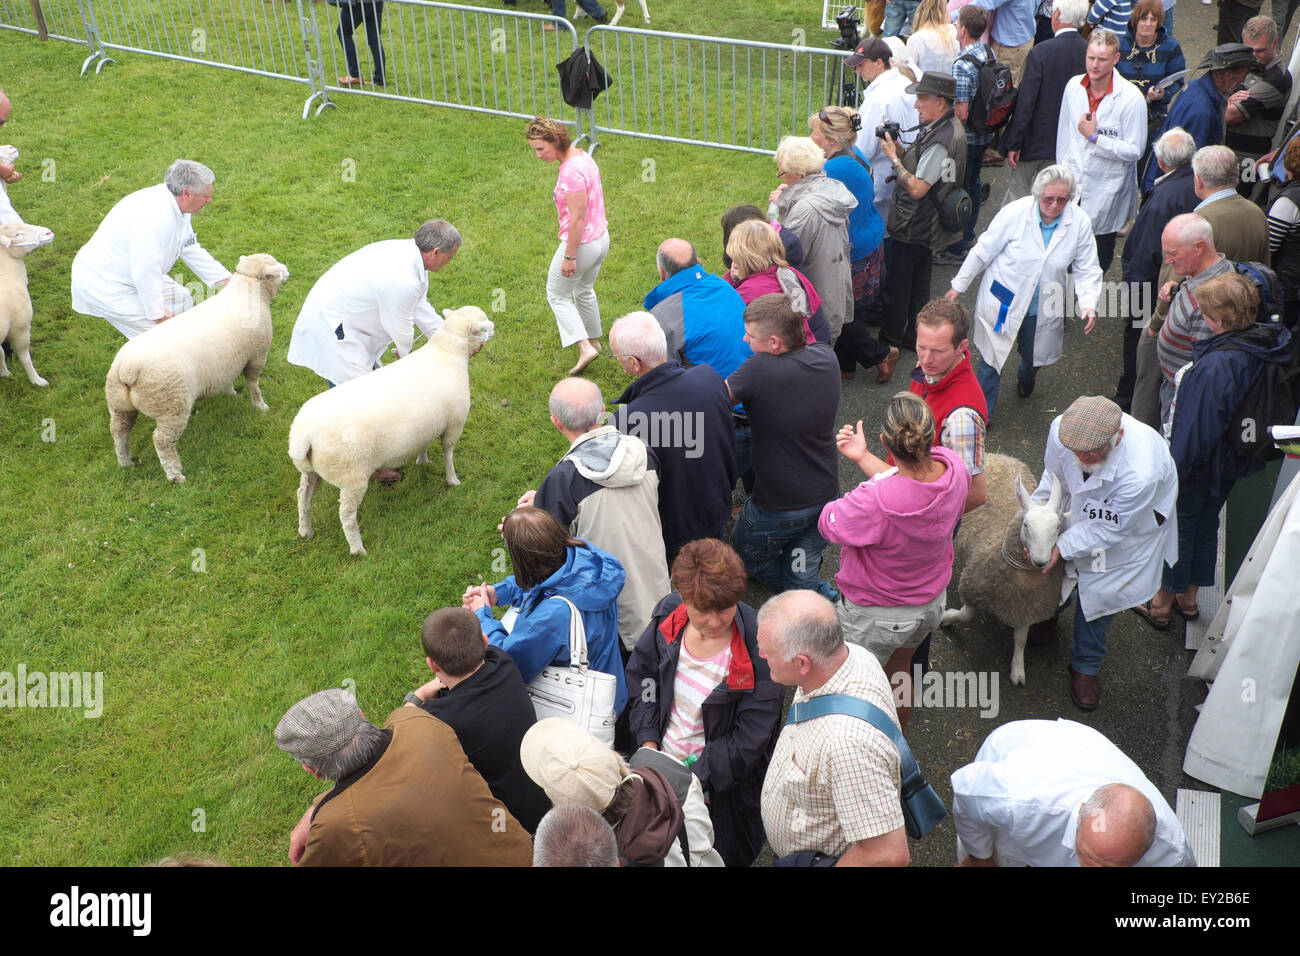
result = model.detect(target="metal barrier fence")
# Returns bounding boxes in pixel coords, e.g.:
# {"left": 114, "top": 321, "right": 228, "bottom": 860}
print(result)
{"left": 583, "top": 24, "right": 858, "bottom": 156}
{"left": 0, "top": 0, "right": 94, "bottom": 42}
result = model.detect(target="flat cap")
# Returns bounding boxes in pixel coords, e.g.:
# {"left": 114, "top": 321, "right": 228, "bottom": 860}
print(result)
{"left": 520, "top": 718, "right": 627, "bottom": 811}
{"left": 274, "top": 689, "right": 365, "bottom": 763}
{"left": 1203, "top": 43, "right": 1257, "bottom": 71}
{"left": 1059, "top": 396, "right": 1123, "bottom": 452}
{"left": 846, "top": 36, "right": 893, "bottom": 69}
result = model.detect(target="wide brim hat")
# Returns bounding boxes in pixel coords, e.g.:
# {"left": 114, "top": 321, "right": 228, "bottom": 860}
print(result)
{"left": 1201, "top": 43, "right": 1257, "bottom": 71}
{"left": 905, "top": 70, "right": 957, "bottom": 100}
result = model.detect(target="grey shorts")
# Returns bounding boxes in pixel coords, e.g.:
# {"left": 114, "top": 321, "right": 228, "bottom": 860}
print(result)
{"left": 836, "top": 595, "right": 945, "bottom": 667}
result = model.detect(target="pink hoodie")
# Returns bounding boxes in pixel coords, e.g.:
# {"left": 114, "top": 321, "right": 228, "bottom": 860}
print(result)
{"left": 818, "top": 445, "right": 971, "bottom": 607}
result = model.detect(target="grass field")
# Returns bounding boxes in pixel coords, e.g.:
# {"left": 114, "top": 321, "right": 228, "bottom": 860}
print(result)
{"left": 0, "top": 5, "right": 838, "bottom": 864}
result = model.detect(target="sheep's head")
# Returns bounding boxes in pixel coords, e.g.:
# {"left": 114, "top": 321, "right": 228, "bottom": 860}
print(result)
{"left": 1014, "top": 472, "right": 1065, "bottom": 569}
{"left": 0, "top": 222, "right": 54, "bottom": 260}
{"left": 439, "top": 306, "right": 495, "bottom": 356}
{"left": 236, "top": 254, "right": 290, "bottom": 297}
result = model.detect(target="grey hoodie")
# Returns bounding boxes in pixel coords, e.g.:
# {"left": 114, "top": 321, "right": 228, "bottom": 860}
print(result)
{"left": 776, "top": 172, "right": 857, "bottom": 342}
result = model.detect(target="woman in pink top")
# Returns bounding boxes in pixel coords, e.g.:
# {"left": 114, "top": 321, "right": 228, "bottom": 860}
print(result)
{"left": 818, "top": 393, "right": 970, "bottom": 727}
{"left": 526, "top": 116, "right": 610, "bottom": 375}
{"left": 724, "top": 219, "right": 829, "bottom": 345}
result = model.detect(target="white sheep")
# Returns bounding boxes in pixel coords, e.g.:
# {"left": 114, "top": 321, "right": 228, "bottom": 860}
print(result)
{"left": 105, "top": 253, "right": 290, "bottom": 482}
{"left": 940, "top": 453, "right": 1067, "bottom": 686}
{"left": 0, "top": 221, "right": 54, "bottom": 387}
{"left": 289, "top": 305, "right": 495, "bottom": 556}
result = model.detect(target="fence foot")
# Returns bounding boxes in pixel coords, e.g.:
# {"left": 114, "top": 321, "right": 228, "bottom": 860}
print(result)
{"left": 302, "top": 91, "right": 336, "bottom": 120}
{"left": 79, "top": 51, "right": 114, "bottom": 76}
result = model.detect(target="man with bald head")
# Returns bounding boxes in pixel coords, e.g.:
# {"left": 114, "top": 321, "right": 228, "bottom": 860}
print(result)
{"left": 951, "top": 719, "right": 1196, "bottom": 866}
{"left": 643, "top": 237, "right": 750, "bottom": 380}
{"left": 518, "top": 376, "right": 670, "bottom": 653}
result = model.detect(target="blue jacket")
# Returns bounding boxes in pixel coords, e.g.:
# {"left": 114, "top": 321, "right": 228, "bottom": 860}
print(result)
{"left": 1172, "top": 323, "right": 1293, "bottom": 498}
{"left": 825, "top": 148, "right": 885, "bottom": 261}
{"left": 1145, "top": 75, "right": 1226, "bottom": 194}
{"left": 644, "top": 265, "right": 751, "bottom": 382}
{"left": 1122, "top": 163, "right": 1198, "bottom": 285}
{"left": 480, "top": 543, "right": 629, "bottom": 714}
{"left": 624, "top": 594, "right": 784, "bottom": 868}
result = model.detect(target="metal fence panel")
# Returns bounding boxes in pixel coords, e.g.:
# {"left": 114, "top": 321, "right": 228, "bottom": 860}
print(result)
{"left": 584, "top": 25, "right": 859, "bottom": 156}
{"left": 305, "top": 1, "right": 580, "bottom": 126}
{"left": 0, "top": 0, "right": 93, "bottom": 42}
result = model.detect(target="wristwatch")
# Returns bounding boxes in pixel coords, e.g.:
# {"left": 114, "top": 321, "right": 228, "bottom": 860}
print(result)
{"left": 564, "top": 254, "right": 577, "bottom": 261}
{"left": 404, "top": 692, "right": 424, "bottom": 706}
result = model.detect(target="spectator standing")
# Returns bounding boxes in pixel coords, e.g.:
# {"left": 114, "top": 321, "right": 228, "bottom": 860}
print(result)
{"left": 1087, "top": 0, "right": 1134, "bottom": 32}
{"left": 334, "top": 0, "right": 386, "bottom": 87}
{"left": 1000, "top": 0, "right": 1091, "bottom": 203}
{"left": 1266, "top": 137, "right": 1300, "bottom": 330}
{"left": 881, "top": 0, "right": 921, "bottom": 39}
{"left": 938, "top": 5, "right": 995, "bottom": 264}
{"left": 850, "top": 38, "right": 921, "bottom": 225}
{"left": 970, "top": 0, "right": 1038, "bottom": 83}
{"left": 1217, "top": 0, "right": 1263, "bottom": 43}
{"left": 906, "top": 0, "right": 959, "bottom": 72}
{"left": 1191, "top": 145, "right": 1270, "bottom": 266}
{"left": 0, "top": 89, "right": 23, "bottom": 226}
{"left": 1116, "top": 0, "right": 1186, "bottom": 187}
{"left": 1055, "top": 28, "right": 1147, "bottom": 273}
{"left": 1225, "top": 16, "right": 1293, "bottom": 183}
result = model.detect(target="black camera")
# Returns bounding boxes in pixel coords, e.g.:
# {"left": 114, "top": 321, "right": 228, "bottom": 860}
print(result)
{"left": 875, "top": 120, "right": 901, "bottom": 142}
{"left": 830, "top": 7, "right": 861, "bottom": 50}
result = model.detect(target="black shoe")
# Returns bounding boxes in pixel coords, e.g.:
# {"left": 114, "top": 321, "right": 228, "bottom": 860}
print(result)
{"left": 1017, "top": 379, "right": 1035, "bottom": 398}
{"left": 980, "top": 182, "right": 991, "bottom": 203}
{"left": 933, "top": 249, "right": 966, "bottom": 266}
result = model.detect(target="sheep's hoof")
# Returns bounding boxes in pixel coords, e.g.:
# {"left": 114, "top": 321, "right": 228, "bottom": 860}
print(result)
{"left": 116, "top": 457, "right": 134, "bottom": 468}
{"left": 30, "top": 376, "right": 49, "bottom": 388}
{"left": 298, "top": 527, "right": 314, "bottom": 540}
{"left": 169, "top": 473, "right": 187, "bottom": 484}
{"left": 253, "top": 401, "right": 269, "bottom": 412}
{"left": 1010, "top": 667, "right": 1026, "bottom": 687}
{"left": 349, "top": 545, "right": 368, "bottom": 557}
{"left": 939, "top": 610, "right": 960, "bottom": 628}
{"left": 445, "top": 474, "right": 461, "bottom": 487}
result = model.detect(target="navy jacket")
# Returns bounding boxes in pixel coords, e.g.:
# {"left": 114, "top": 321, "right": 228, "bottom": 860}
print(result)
{"left": 1172, "top": 323, "right": 1293, "bottom": 497}
{"left": 624, "top": 595, "right": 784, "bottom": 868}
{"left": 612, "top": 361, "right": 739, "bottom": 562}
{"left": 1145, "top": 75, "right": 1227, "bottom": 194}
{"left": 1123, "top": 163, "right": 1199, "bottom": 287}
{"left": 1000, "top": 28, "right": 1089, "bottom": 161}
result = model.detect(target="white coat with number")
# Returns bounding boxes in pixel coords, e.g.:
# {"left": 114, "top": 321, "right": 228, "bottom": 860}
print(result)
{"left": 950, "top": 196, "right": 1103, "bottom": 375}
{"left": 1055, "top": 71, "right": 1147, "bottom": 237}
{"left": 287, "top": 238, "right": 444, "bottom": 385}
{"left": 1032, "top": 413, "right": 1178, "bottom": 621}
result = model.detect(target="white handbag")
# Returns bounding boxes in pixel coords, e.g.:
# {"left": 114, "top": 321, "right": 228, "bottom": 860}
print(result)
{"left": 523, "top": 596, "right": 618, "bottom": 746}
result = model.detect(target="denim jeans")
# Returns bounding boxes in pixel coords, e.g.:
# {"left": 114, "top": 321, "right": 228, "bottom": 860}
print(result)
{"left": 552, "top": 0, "right": 607, "bottom": 18}
{"left": 880, "top": 0, "right": 919, "bottom": 38}
{"left": 948, "top": 144, "right": 985, "bottom": 253}
{"left": 1070, "top": 594, "right": 1114, "bottom": 675}
{"left": 731, "top": 498, "right": 838, "bottom": 600}
{"left": 974, "top": 311, "right": 1038, "bottom": 420}
{"left": 1163, "top": 488, "right": 1228, "bottom": 594}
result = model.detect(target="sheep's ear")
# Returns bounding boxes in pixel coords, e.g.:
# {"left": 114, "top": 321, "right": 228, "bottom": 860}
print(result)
{"left": 1013, "top": 474, "right": 1033, "bottom": 511}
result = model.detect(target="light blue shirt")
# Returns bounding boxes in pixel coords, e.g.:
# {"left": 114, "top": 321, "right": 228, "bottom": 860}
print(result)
{"left": 1028, "top": 208, "right": 1061, "bottom": 318}
{"left": 971, "top": 0, "right": 1037, "bottom": 46}
{"left": 1195, "top": 188, "right": 1237, "bottom": 211}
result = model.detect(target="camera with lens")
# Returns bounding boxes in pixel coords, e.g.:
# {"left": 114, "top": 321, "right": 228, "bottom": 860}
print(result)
{"left": 875, "top": 120, "right": 901, "bottom": 142}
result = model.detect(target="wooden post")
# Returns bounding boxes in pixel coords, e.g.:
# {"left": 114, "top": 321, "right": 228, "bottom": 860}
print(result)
{"left": 29, "top": 0, "right": 49, "bottom": 40}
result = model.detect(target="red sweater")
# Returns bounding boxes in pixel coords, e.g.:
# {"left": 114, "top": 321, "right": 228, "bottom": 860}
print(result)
{"left": 909, "top": 350, "right": 988, "bottom": 441}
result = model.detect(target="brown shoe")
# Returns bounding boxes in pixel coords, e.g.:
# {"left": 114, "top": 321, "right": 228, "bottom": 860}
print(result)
{"left": 1027, "top": 615, "right": 1058, "bottom": 647}
{"left": 1069, "top": 667, "right": 1100, "bottom": 711}
{"left": 372, "top": 468, "right": 404, "bottom": 485}
{"left": 876, "top": 346, "right": 901, "bottom": 383}
{"left": 981, "top": 148, "right": 1005, "bottom": 167}
{"left": 841, "top": 369, "right": 856, "bottom": 381}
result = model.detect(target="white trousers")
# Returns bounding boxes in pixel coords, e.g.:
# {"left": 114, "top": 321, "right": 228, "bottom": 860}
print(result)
{"left": 546, "top": 231, "right": 610, "bottom": 348}
{"left": 104, "top": 276, "right": 196, "bottom": 339}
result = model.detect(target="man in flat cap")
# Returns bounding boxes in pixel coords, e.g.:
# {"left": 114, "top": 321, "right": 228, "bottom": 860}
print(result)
{"left": 878, "top": 70, "right": 966, "bottom": 354}
{"left": 274, "top": 688, "right": 533, "bottom": 866}
{"left": 1142, "top": 43, "right": 1258, "bottom": 195}
{"left": 1033, "top": 396, "right": 1178, "bottom": 710}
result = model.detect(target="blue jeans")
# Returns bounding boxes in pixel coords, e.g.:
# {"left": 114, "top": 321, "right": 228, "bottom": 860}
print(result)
{"left": 948, "top": 143, "right": 985, "bottom": 253}
{"left": 1070, "top": 594, "right": 1114, "bottom": 676}
{"left": 1163, "top": 487, "right": 1228, "bottom": 594}
{"left": 974, "top": 311, "right": 1038, "bottom": 420}
{"left": 552, "top": 0, "right": 607, "bottom": 18}
{"left": 731, "top": 498, "right": 837, "bottom": 600}
{"left": 880, "top": 0, "right": 919, "bottom": 37}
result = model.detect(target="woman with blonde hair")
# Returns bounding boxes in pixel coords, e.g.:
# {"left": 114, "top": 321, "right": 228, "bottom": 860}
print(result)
{"left": 818, "top": 393, "right": 970, "bottom": 727}
{"left": 725, "top": 219, "right": 828, "bottom": 345}
{"left": 905, "top": 0, "right": 959, "bottom": 73}
{"left": 808, "top": 104, "right": 896, "bottom": 382}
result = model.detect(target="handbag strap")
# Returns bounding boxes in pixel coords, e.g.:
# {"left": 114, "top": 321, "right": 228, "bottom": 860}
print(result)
{"left": 548, "top": 595, "right": 590, "bottom": 672}
{"left": 785, "top": 693, "right": 924, "bottom": 791}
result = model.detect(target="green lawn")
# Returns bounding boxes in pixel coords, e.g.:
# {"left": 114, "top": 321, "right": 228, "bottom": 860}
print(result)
{"left": 0, "top": 7, "right": 837, "bottom": 863}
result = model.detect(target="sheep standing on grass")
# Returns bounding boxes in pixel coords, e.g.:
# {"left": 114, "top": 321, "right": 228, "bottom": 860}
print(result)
{"left": 940, "top": 453, "right": 1066, "bottom": 686}
{"left": 0, "top": 221, "right": 54, "bottom": 387}
{"left": 290, "top": 306, "right": 495, "bottom": 556}
{"left": 105, "top": 253, "right": 290, "bottom": 482}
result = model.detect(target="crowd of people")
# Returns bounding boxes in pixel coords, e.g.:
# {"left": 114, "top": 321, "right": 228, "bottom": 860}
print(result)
{"left": 3, "top": 0, "right": 1297, "bottom": 868}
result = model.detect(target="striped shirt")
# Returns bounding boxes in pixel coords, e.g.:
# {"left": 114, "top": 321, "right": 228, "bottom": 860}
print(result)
{"left": 1267, "top": 194, "right": 1300, "bottom": 256}
{"left": 662, "top": 641, "right": 732, "bottom": 763}
{"left": 1087, "top": 0, "right": 1134, "bottom": 35}
{"left": 1157, "top": 257, "right": 1233, "bottom": 383}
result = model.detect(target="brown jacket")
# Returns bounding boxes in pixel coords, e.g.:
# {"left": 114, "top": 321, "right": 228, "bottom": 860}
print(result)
{"left": 300, "top": 707, "right": 533, "bottom": 867}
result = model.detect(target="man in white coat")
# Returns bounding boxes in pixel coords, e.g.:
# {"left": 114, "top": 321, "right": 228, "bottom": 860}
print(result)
{"left": 849, "top": 37, "right": 920, "bottom": 226}
{"left": 1055, "top": 28, "right": 1147, "bottom": 274}
{"left": 0, "top": 89, "right": 23, "bottom": 227}
{"left": 71, "top": 159, "right": 232, "bottom": 339}
{"left": 1036, "top": 396, "right": 1178, "bottom": 710}
{"left": 286, "top": 220, "right": 461, "bottom": 388}
{"left": 952, "top": 719, "right": 1197, "bottom": 867}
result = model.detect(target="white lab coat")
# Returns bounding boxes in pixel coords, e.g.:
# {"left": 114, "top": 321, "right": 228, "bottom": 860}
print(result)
{"left": 71, "top": 183, "right": 230, "bottom": 325}
{"left": 1055, "top": 71, "right": 1147, "bottom": 236}
{"left": 1033, "top": 414, "right": 1178, "bottom": 620}
{"left": 951, "top": 719, "right": 1197, "bottom": 867}
{"left": 854, "top": 69, "right": 920, "bottom": 226}
{"left": 286, "top": 238, "right": 443, "bottom": 385}
{"left": 950, "top": 197, "right": 1103, "bottom": 374}
{"left": 0, "top": 145, "right": 22, "bottom": 226}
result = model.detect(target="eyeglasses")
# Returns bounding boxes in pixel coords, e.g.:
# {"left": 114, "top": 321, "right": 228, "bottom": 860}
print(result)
{"left": 1040, "top": 195, "right": 1071, "bottom": 206}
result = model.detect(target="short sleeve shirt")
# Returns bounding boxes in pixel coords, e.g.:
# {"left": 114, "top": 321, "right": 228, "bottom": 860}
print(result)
{"left": 554, "top": 150, "right": 608, "bottom": 244}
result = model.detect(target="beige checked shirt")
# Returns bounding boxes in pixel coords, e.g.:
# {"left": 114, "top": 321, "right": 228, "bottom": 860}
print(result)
{"left": 761, "top": 644, "right": 904, "bottom": 858}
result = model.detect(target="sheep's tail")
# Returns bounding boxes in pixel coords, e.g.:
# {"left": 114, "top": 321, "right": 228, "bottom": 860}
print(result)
{"left": 104, "top": 362, "right": 137, "bottom": 413}
{"left": 288, "top": 425, "right": 313, "bottom": 473}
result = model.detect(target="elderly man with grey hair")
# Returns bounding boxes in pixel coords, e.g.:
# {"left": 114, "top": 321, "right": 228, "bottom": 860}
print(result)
{"left": 517, "top": 375, "right": 670, "bottom": 656}
{"left": 951, "top": 719, "right": 1195, "bottom": 866}
{"left": 1115, "top": 127, "right": 1199, "bottom": 412}
{"left": 608, "top": 310, "right": 737, "bottom": 563}
{"left": 756, "top": 590, "right": 909, "bottom": 867}
{"left": 274, "top": 688, "right": 533, "bottom": 867}
{"left": 1191, "top": 145, "right": 1269, "bottom": 265}
{"left": 533, "top": 803, "right": 620, "bottom": 867}
{"left": 71, "top": 159, "right": 232, "bottom": 339}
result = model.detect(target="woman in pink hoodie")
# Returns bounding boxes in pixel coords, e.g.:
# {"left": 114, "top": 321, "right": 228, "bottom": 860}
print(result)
{"left": 818, "top": 393, "right": 970, "bottom": 727}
